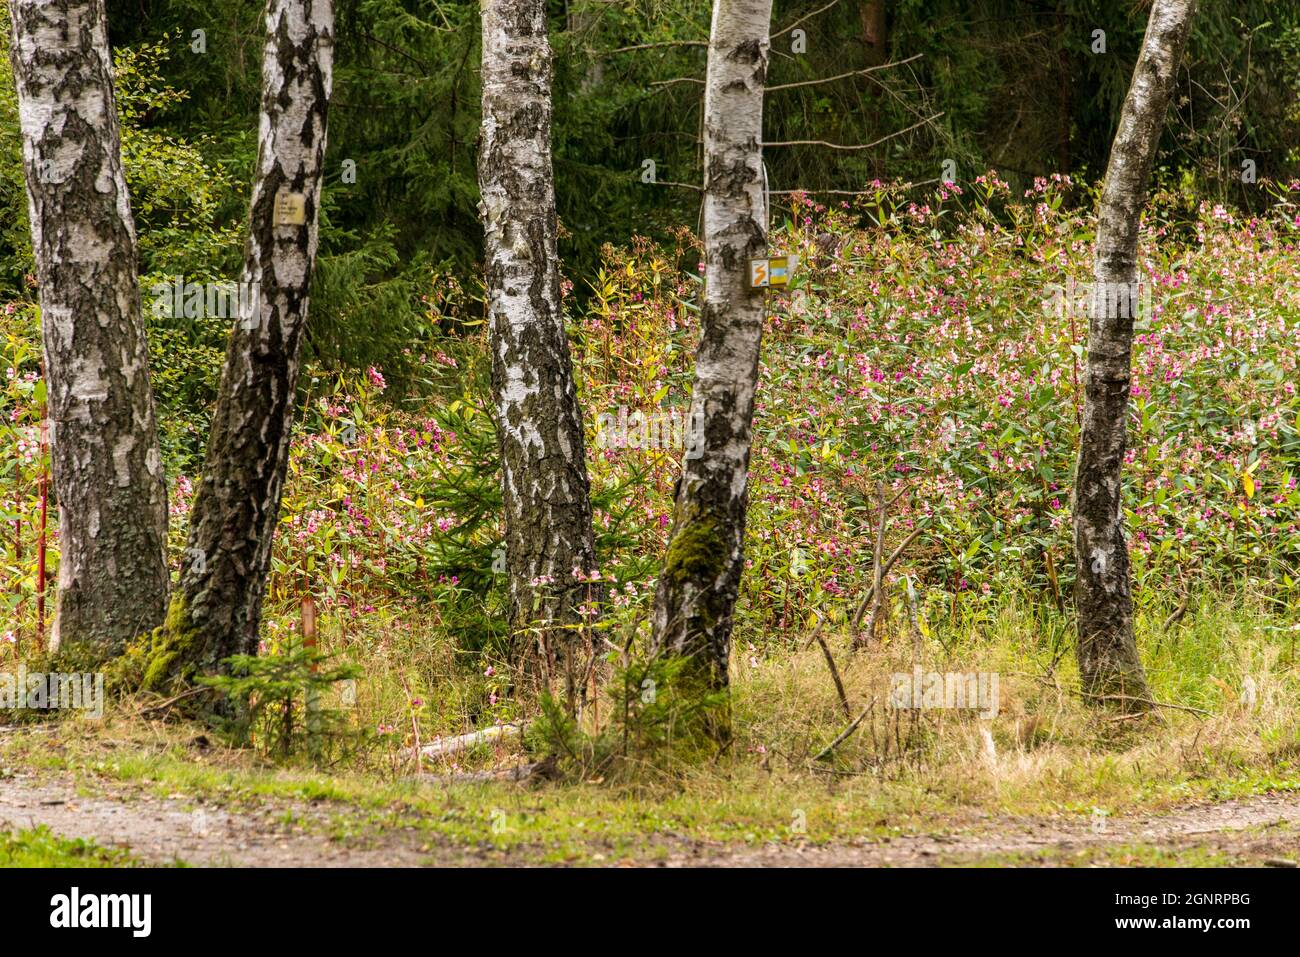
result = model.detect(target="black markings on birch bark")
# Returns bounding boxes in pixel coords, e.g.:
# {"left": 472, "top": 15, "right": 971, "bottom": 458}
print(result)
{"left": 166, "top": 0, "right": 334, "bottom": 678}
{"left": 479, "top": 0, "right": 600, "bottom": 702}
{"left": 9, "top": 0, "right": 170, "bottom": 657}
{"left": 1074, "top": 0, "right": 1195, "bottom": 706}
{"left": 650, "top": 0, "right": 772, "bottom": 703}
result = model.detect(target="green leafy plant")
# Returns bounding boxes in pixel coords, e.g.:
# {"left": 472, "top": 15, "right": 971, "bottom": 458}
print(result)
{"left": 529, "top": 650, "right": 730, "bottom": 781}
{"left": 198, "top": 645, "right": 362, "bottom": 759}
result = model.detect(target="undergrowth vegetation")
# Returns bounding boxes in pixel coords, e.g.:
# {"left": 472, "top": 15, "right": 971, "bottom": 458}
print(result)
{"left": 3, "top": 157, "right": 1300, "bottom": 801}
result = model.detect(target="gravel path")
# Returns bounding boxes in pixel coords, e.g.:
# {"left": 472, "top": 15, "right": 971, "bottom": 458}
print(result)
{"left": 3, "top": 772, "right": 1297, "bottom": 867}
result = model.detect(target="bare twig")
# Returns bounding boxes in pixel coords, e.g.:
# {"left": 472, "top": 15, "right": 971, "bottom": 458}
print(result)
{"left": 607, "top": 39, "right": 707, "bottom": 55}
{"left": 1044, "top": 546, "right": 1063, "bottom": 614}
{"left": 770, "top": 180, "right": 943, "bottom": 196}
{"left": 861, "top": 483, "right": 890, "bottom": 648}
{"left": 358, "top": 31, "right": 436, "bottom": 72}
{"left": 809, "top": 615, "right": 851, "bottom": 719}
{"left": 398, "top": 671, "right": 421, "bottom": 759}
{"left": 1162, "top": 596, "right": 1190, "bottom": 631}
{"left": 1104, "top": 710, "right": 1168, "bottom": 725}
{"left": 650, "top": 77, "right": 705, "bottom": 89}
{"left": 850, "top": 523, "right": 928, "bottom": 633}
{"left": 1082, "top": 693, "right": 1210, "bottom": 718}
{"left": 767, "top": 54, "right": 923, "bottom": 92}
{"left": 764, "top": 113, "right": 944, "bottom": 152}
{"left": 131, "top": 687, "right": 211, "bottom": 717}
{"left": 771, "top": 0, "right": 842, "bottom": 40}
{"left": 813, "top": 696, "right": 877, "bottom": 761}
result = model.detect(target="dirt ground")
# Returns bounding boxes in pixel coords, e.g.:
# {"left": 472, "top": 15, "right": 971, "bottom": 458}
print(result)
{"left": 2, "top": 769, "right": 1298, "bottom": 867}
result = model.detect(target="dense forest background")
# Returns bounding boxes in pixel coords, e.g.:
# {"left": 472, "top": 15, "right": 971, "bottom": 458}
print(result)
{"left": 3, "top": 0, "right": 1296, "bottom": 477}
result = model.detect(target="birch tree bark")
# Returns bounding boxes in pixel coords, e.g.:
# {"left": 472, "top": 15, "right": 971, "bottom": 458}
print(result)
{"left": 9, "top": 0, "right": 169, "bottom": 658}
{"left": 650, "top": 0, "right": 771, "bottom": 708}
{"left": 138, "top": 0, "right": 333, "bottom": 690}
{"left": 1074, "top": 0, "right": 1195, "bottom": 706}
{"left": 479, "top": 0, "right": 600, "bottom": 703}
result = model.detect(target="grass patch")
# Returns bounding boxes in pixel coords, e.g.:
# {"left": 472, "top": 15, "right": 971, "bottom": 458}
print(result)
{"left": 1, "top": 593, "right": 1296, "bottom": 860}
{"left": 965, "top": 844, "right": 1250, "bottom": 868}
{"left": 0, "top": 826, "right": 145, "bottom": 867}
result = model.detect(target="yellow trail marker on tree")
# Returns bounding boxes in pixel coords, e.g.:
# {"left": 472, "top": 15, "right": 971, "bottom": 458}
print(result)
{"left": 749, "top": 254, "right": 800, "bottom": 288}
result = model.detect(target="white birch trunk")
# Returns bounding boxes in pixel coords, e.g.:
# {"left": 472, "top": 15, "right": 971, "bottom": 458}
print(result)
{"left": 1074, "top": 0, "right": 1196, "bottom": 705}
{"left": 145, "top": 0, "right": 334, "bottom": 691}
{"left": 9, "top": 0, "right": 170, "bottom": 657}
{"left": 479, "top": 0, "right": 600, "bottom": 704}
{"left": 650, "top": 0, "right": 772, "bottom": 705}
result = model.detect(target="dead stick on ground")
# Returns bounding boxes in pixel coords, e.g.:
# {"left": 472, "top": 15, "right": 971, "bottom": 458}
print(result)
{"left": 813, "top": 696, "right": 878, "bottom": 762}
{"left": 414, "top": 723, "right": 524, "bottom": 761}
{"left": 131, "top": 687, "right": 210, "bottom": 717}
{"left": 810, "top": 616, "right": 851, "bottom": 719}
{"left": 1083, "top": 693, "right": 1210, "bottom": 718}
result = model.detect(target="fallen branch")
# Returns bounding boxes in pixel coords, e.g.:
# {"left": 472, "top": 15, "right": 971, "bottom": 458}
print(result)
{"left": 1103, "top": 710, "right": 1166, "bottom": 725}
{"left": 131, "top": 686, "right": 211, "bottom": 717}
{"left": 810, "top": 617, "right": 851, "bottom": 719}
{"left": 813, "top": 696, "right": 877, "bottom": 762}
{"left": 415, "top": 723, "right": 522, "bottom": 761}
{"left": 1082, "top": 693, "right": 1210, "bottom": 718}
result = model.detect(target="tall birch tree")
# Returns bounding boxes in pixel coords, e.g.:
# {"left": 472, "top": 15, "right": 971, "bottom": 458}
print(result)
{"left": 9, "top": 0, "right": 169, "bottom": 658}
{"left": 650, "top": 0, "right": 772, "bottom": 709}
{"left": 479, "top": 0, "right": 600, "bottom": 702}
{"left": 138, "top": 0, "right": 334, "bottom": 690}
{"left": 1074, "top": 0, "right": 1195, "bottom": 706}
